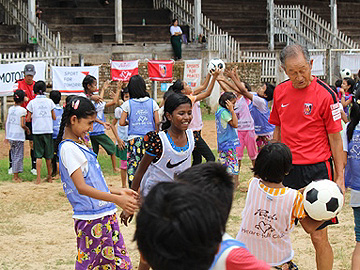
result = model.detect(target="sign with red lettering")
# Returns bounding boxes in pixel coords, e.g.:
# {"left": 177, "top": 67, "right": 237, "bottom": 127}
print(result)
{"left": 184, "top": 60, "right": 202, "bottom": 88}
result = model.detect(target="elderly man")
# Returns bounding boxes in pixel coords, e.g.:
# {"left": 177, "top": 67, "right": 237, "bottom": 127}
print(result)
{"left": 269, "top": 44, "right": 344, "bottom": 270}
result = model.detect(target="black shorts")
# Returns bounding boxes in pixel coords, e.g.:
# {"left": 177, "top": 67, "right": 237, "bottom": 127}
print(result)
{"left": 284, "top": 158, "right": 338, "bottom": 229}
{"left": 25, "top": 121, "right": 33, "bottom": 141}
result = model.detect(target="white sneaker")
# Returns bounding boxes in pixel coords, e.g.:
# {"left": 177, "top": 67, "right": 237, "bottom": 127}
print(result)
{"left": 8, "top": 167, "right": 13, "bottom": 175}
{"left": 30, "top": 168, "right": 37, "bottom": 176}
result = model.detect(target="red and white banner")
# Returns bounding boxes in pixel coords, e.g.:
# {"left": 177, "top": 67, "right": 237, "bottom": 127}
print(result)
{"left": 111, "top": 60, "right": 139, "bottom": 82}
{"left": 148, "top": 60, "right": 174, "bottom": 81}
{"left": 52, "top": 66, "right": 99, "bottom": 94}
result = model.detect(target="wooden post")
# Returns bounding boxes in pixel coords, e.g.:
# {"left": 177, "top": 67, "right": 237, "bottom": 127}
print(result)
{"left": 151, "top": 54, "right": 158, "bottom": 101}
{"left": 28, "top": 0, "right": 36, "bottom": 41}
{"left": 194, "top": 0, "right": 201, "bottom": 42}
{"left": 268, "top": 0, "right": 275, "bottom": 50}
{"left": 330, "top": 0, "right": 337, "bottom": 47}
{"left": 115, "top": 0, "right": 123, "bottom": 43}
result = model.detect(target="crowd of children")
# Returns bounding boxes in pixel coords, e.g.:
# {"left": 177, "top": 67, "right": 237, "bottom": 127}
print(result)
{"left": 6, "top": 62, "right": 360, "bottom": 270}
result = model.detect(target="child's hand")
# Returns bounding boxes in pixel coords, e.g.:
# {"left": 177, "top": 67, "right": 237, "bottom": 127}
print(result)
{"left": 91, "top": 94, "right": 103, "bottom": 103}
{"left": 225, "top": 99, "right": 234, "bottom": 112}
{"left": 26, "top": 128, "right": 31, "bottom": 135}
{"left": 114, "top": 193, "right": 138, "bottom": 215}
{"left": 211, "top": 67, "right": 220, "bottom": 77}
{"left": 339, "top": 88, "right": 345, "bottom": 95}
{"left": 120, "top": 210, "right": 133, "bottom": 226}
{"left": 117, "top": 139, "right": 126, "bottom": 150}
{"left": 103, "top": 122, "right": 111, "bottom": 130}
{"left": 103, "top": 80, "right": 111, "bottom": 90}
{"left": 117, "top": 80, "right": 123, "bottom": 90}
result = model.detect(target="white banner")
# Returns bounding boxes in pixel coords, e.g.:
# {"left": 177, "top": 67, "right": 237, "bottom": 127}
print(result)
{"left": 0, "top": 61, "right": 46, "bottom": 96}
{"left": 52, "top": 66, "right": 99, "bottom": 94}
{"left": 340, "top": 54, "right": 360, "bottom": 73}
{"left": 311, "top": 54, "right": 324, "bottom": 76}
{"left": 183, "top": 60, "right": 202, "bottom": 88}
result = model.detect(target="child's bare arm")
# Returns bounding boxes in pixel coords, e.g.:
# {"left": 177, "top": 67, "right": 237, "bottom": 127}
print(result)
{"left": 105, "top": 81, "right": 122, "bottom": 108}
{"left": 119, "top": 110, "right": 128, "bottom": 126}
{"left": 226, "top": 100, "right": 238, "bottom": 128}
{"left": 154, "top": 110, "right": 160, "bottom": 132}
{"left": 193, "top": 69, "right": 220, "bottom": 102}
{"left": 20, "top": 116, "right": 30, "bottom": 135}
{"left": 51, "top": 109, "right": 56, "bottom": 120}
{"left": 192, "top": 73, "right": 211, "bottom": 95}
{"left": 71, "top": 168, "right": 139, "bottom": 214}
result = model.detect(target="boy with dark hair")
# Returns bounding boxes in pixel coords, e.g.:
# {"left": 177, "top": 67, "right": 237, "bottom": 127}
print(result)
{"left": 134, "top": 182, "right": 223, "bottom": 270}
{"left": 176, "top": 162, "right": 271, "bottom": 270}
{"left": 49, "top": 90, "right": 63, "bottom": 177}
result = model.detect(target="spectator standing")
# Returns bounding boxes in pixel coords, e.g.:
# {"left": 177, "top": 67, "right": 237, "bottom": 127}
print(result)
{"left": 269, "top": 44, "right": 344, "bottom": 270}
{"left": 170, "top": 19, "right": 182, "bottom": 60}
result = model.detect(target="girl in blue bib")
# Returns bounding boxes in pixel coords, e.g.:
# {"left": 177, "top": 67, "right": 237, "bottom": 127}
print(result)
{"left": 343, "top": 98, "right": 360, "bottom": 269}
{"left": 55, "top": 96, "right": 139, "bottom": 270}
{"left": 119, "top": 75, "right": 160, "bottom": 187}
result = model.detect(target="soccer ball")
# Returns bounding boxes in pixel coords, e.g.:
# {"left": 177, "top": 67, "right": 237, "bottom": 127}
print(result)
{"left": 340, "top": 68, "right": 352, "bottom": 79}
{"left": 208, "top": 58, "right": 225, "bottom": 74}
{"left": 303, "top": 179, "right": 344, "bottom": 221}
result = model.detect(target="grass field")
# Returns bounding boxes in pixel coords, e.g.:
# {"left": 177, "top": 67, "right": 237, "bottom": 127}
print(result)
{"left": 0, "top": 122, "right": 357, "bottom": 270}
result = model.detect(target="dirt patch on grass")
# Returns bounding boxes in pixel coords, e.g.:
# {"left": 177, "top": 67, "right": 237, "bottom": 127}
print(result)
{"left": 0, "top": 119, "right": 356, "bottom": 269}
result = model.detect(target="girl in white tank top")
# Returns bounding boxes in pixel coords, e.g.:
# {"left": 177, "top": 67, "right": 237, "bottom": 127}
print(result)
{"left": 120, "top": 93, "right": 196, "bottom": 270}
{"left": 236, "top": 143, "right": 326, "bottom": 269}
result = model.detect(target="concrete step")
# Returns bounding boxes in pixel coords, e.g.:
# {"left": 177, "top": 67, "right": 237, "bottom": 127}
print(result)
{"left": 0, "top": 43, "right": 36, "bottom": 53}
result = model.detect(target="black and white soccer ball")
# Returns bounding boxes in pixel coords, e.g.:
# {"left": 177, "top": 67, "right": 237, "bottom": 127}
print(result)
{"left": 208, "top": 58, "right": 225, "bottom": 74}
{"left": 303, "top": 179, "right": 344, "bottom": 221}
{"left": 340, "top": 68, "right": 352, "bottom": 79}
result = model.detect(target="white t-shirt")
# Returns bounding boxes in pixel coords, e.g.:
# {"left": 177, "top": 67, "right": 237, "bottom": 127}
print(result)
{"left": 121, "top": 97, "right": 159, "bottom": 140}
{"left": 251, "top": 93, "right": 268, "bottom": 113}
{"left": 60, "top": 141, "right": 89, "bottom": 176}
{"left": 170, "top": 25, "right": 182, "bottom": 36}
{"left": 26, "top": 95, "right": 55, "bottom": 134}
{"left": 6, "top": 105, "right": 27, "bottom": 141}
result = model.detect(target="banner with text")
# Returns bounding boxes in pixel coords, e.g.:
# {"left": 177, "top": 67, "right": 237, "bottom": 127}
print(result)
{"left": 183, "top": 59, "right": 202, "bottom": 88}
{"left": 148, "top": 60, "right": 174, "bottom": 81}
{"left": 311, "top": 54, "right": 324, "bottom": 76}
{"left": 0, "top": 61, "right": 46, "bottom": 96}
{"left": 52, "top": 66, "right": 99, "bottom": 94}
{"left": 111, "top": 60, "right": 139, "bottom": 82}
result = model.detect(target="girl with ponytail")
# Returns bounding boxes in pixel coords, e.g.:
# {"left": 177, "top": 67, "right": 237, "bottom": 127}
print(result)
{"left": 120, "top": 93, "right": 196, "bottom": 270}
{"left": 343, "top": 92, "right": 360, "bottom": 270}
{"left": 56, "top": 96, "right": 138, "bottom": 270}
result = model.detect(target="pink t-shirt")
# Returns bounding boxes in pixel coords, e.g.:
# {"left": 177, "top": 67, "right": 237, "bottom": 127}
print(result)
{"left": 187, "top": 95, "right": 203, "bottom": 131}
{"left": 235, "top": 96, "right": 255, "bottom": 131}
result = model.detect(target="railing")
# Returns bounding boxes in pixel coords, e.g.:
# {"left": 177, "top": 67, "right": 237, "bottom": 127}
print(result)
{"left": 0, "top": 51, "right": 72, "bottom": 83}
{"left": 273, "top": 5, "right": 359, "bottom": 50}
{"left": 0, "top": 0, "right": 69, "bottom": 54}
{"left": 153, "top": 0, "right": 240, "bottom": 49}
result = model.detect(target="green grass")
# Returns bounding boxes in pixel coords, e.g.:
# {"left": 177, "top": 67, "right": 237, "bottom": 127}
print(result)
{"left": 0, "top": 154, "right": 121, "bottom": 183}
